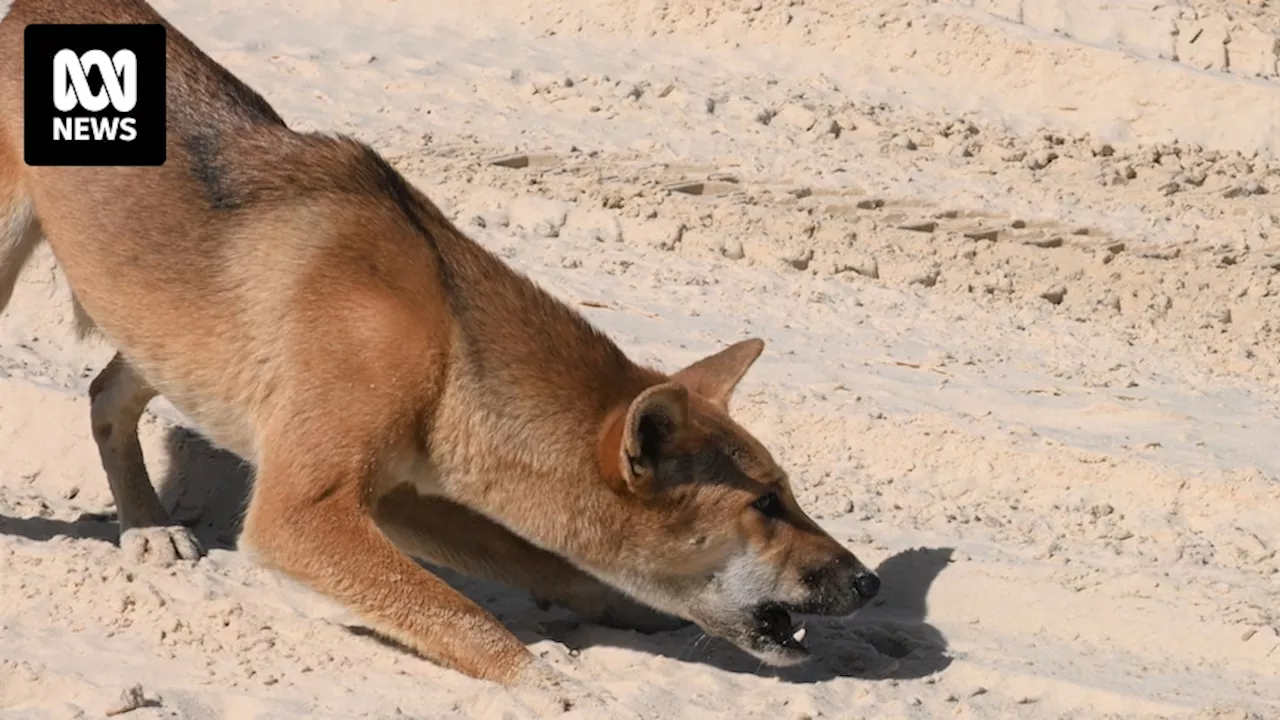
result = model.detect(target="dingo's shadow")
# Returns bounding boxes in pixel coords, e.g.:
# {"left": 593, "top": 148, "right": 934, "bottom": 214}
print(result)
{"left": 0, "top": 511, "right": 120, "bottom": 544}
{"left": 154, "top": 425, "right": 252, "bottom": 550}
{"left": 3, "top": 425, "right": 952, "bottom": 684}
{"left": 510, "top": 546, "right": 955, "bottom": 682}
{"left": 0, "top": 425, "right": 250, "bottom": 552}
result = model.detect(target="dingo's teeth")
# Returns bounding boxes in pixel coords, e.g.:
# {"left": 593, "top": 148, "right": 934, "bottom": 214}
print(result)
{"left": 792, "top": 627, "right": 806, "bottom": 643}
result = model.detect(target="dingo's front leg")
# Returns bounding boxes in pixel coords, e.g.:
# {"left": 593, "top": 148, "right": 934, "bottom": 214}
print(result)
{"left": 241, "top": 430, "right": 540, "bottom": 684}
{"left": 376, "top": 489, "right": 689, "bottom": 634}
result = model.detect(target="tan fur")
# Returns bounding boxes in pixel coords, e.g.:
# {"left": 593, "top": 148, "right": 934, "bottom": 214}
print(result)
{"left": 0, "top": 0, "right": 879, "bottom": 685}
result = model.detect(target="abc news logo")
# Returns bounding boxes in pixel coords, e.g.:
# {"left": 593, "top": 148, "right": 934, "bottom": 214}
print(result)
{"left": 24, "top": 23, "right": 166, "bottom": 166}
{"left": 53, "top": 48, "right": 140, "bottom": 142}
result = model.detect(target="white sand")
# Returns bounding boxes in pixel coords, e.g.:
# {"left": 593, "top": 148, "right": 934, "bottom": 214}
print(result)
{"left": 3, "top": 0, "right": 1280, "bottom": 717}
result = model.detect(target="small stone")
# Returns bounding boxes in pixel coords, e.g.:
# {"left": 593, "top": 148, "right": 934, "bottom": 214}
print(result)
{"left": 855, "top": 198, "right": 885, "bottom": 210}
{"left": 508, "top": 196, "right": 569, "bottom": 238}
{"left": 630, "top": 220, "right": 685, "bottom": 251}
{"left": 664, "top": 180, "right": 707, "bottom": 195}
{"left": 1139, "top": 247, "right": 1181, "bottom": 260}
{"left": 896, "top": 219, "right": 937, "bottom": 233}
{"left": 105, "top": 685, "right": 150, "bottom": 716}
{"left": 985, "top": 272, "right": 1014, "bottom": 294}
{"left": 488, "top": 153, "right": 534, "bottom": 169}
{"left": 1040, "top": 286, "right": 1067, "bottom": 305}
{"left": 774, "top": 103, "right": 819, "bottom": 132}
{"left": 1025, "top": 149, "right": 1058, "bottom": 170}
{"left": 963, "top": 228, "right": 999, "bottom": 242}
{"left": 833, "top": 251, "right": 879, "bottom": 279}
{"left": 781, "top": 247, "right": 815, "bottom": 271}
{"left": 1024, "top": 235, "right": 1064, "bottom": 248}
{"left": 907, "top": 264, "right": 941, "bottom": 287}
{"left": 1096, "top": 167, "right": 1127, "bottom": 187}
{"left": 892, "top": 134, "right": 918, "bottom": 151}
{"left": 1091, "top": 140, "right": 1115, "bottom": 157}
{"left": 1182, "top": 169, "right": 1208, "bottom": 186}
{"left": 618, "top": 83, "right": 645, "bottom": 101}
{"left": 583, "top": 215, "right": 623, "bottom": 244}
{"left": 1010, "top": 219, "right": 1027, "bottom": 229}
{"left": 1158, "top": 181, "right": 1181, "bottom": 196}
{"left": 721, "top": 239, "right": 745, "bottom": 260}
{"left": 944, "top": 119, "right": 979, "bottom": 137}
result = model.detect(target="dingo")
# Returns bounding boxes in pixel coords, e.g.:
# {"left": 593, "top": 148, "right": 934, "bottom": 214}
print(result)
{"left": 0, "top": 0, "right": 880, "bottom": 691}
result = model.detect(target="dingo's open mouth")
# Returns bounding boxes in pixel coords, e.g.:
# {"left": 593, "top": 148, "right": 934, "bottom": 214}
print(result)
{"left": 747, "top": 602, "right": 811, "bottom": 664}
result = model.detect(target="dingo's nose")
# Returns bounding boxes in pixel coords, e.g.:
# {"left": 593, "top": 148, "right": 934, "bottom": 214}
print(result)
{"left": 853, "top": 571, "right": 880, "bottom": 600}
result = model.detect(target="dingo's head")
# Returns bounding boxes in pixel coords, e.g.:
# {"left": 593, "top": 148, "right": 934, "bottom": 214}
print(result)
{"left": 596, "top": 339, "right": 879, "bottom": 665}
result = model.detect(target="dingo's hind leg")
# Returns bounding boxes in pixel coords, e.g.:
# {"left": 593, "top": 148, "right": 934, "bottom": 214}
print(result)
{"left": 89, "top": 353, "right": 205, "bottom": 565}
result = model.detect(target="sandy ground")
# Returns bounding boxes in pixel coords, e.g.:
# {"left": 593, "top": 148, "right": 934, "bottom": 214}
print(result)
{"left": 3, "top": 0, "right": 1280, "bottom": 718}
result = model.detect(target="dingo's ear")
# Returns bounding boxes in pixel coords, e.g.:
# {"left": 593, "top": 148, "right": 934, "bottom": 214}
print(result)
{"left": 672, "top": 338, "right": 765, "bottom": 409}
{"left": 599, "top": 382, "right": 690, "bottom": 498}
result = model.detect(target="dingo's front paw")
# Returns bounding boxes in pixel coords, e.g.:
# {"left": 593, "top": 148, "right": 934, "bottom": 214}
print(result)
{"left": 512, "top": 661, "right": 639, "bottom": 719}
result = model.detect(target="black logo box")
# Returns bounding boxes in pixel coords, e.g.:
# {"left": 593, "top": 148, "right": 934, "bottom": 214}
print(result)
{"left": 24, "top": 23, "right": 167, "bottom": 167}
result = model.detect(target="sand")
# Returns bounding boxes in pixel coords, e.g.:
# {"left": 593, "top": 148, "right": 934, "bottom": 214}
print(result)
{"left": 2, "top": 0, "right": 1279, "bottom": 717}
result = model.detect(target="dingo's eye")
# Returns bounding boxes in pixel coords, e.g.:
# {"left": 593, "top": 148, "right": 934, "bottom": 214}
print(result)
{"left": 751, "top": 491, "right": 784, "bottom": 519}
